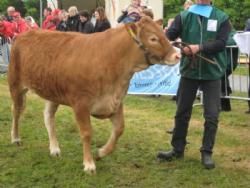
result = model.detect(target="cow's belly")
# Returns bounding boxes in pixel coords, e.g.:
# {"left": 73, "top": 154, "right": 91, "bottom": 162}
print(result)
{"left": 90, "top": 95, "right": 123, "bottom": 118}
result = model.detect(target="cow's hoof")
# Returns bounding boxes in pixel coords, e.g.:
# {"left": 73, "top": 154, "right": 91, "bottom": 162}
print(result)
{"left": 11, "top": 138, "right": 22, "bottom": 146}
{"left": 84, "top": 162, "right": 96, "bottom": 175}
{"left": 50, "top": 147, "right": 61, "bottom": 157}
{"left": 97, "top": 148, "right": 106, "bottom": 159}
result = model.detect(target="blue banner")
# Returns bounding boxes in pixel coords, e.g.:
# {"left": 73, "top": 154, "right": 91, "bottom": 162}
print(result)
{"left": 128, "top": 64, "right": 180, "bottom": 95}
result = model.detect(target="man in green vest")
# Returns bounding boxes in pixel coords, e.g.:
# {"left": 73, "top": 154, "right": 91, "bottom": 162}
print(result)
{"left": 157, "top": 0, "right": 231, "bottom": 169}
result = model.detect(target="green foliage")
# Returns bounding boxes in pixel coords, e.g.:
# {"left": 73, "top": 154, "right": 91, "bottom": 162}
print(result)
{"left": 163, "top": 0, "right": 184, "bottom": 25}
{"left": 163, "top": 0, "right": 250, "bottom": 30}
{"left": 0, "top": 0, "right": 46, "bottom": 24}
{"left": 24, "top": 0, "right": 47, "bottom": 24}
{"left": 0, "top": 0, "right": 26, "bottom": 16}
{"left": 0, "top": 0, "right": 8, "bottom": 13}
{"left": 214, "top": 0, "right": 250, "bottom": 30}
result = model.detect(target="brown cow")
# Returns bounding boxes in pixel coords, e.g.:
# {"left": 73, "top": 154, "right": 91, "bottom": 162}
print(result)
{"left": 8, "top": 17, "right": 180, "bottom": 174}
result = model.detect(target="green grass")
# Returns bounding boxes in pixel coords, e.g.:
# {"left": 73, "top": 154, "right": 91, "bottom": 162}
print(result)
{"left": 0, "top": 75, "right": 250, "bottom": 188}
{"left": 233, "top": 64, "right": 249, "bottom": 76}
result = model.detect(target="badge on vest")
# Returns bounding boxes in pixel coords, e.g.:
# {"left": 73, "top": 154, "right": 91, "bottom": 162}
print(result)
{"left": 207, "top": 19, "right": 217, "bottom": 32}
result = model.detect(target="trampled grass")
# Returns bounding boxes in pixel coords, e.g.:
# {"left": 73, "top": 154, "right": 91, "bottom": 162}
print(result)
{"left": 0, "top": 75, "right": 250, "bottom": 188}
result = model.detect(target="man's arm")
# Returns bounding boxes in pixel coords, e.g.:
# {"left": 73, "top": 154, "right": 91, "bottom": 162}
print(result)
{"left": 165, "top": 15, "right": 182, "bottom": 41}
{"left": 201, "top": 18, "right": 232, "bottom": 54}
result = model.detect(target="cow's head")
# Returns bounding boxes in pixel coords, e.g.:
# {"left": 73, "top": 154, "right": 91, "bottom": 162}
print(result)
{"left": 127, "top": 17, "right": 180, "bottom": 66}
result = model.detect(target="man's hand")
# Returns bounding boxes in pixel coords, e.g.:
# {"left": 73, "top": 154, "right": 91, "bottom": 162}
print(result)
{"left": 183, "top": 44, "right": 200, "bottom": 56}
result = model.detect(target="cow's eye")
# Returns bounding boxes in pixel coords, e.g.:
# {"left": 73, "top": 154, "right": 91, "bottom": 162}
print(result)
{"left": 149, "top": 35, "right": 159, "bottom": 44}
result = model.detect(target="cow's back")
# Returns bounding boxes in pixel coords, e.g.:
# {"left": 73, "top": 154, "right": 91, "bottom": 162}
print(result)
{"left": 8, "top": 29, "right": 132, "bottom": 106}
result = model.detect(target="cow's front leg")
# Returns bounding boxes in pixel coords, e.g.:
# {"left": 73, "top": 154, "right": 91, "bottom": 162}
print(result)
{"left": 44, "top": 101, "right": 60, "bottom": 156}
{"left": 73, "top": 104, "right": 96, "bottom": 175}
{"left": 97, "top": 104, "right": 125, "bottom": 159}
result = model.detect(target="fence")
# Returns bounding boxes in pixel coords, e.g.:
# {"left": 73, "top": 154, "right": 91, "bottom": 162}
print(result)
{"left": 195, "top": 46, "right": 250, "bottom": 109}
{"left": 222, "top": 46, "right": 250, "bottom": 102}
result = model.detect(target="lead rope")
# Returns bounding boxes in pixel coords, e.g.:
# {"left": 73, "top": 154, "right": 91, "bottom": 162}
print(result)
{"left": 171, "top": 41, "right": 220, "bottom": 68}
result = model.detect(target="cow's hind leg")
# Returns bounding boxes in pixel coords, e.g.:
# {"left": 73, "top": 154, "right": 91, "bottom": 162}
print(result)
{"left": 97, "top": 104, "right": 125, "bottom": 159}
{"left": 44, "top": 101, "right": 60, "bottom": 156}
{"left": 10, "top": 87, "right": 28, "bottom": 145}
{"left": 73, "top": 103, "right": 96, "bottom": 175}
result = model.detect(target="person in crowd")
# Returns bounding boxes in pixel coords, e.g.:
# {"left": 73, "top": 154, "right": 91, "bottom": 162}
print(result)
{"left": 90, "top": 9, "right": 97, "bottom": 26}
{"left": 77, "top": 10, "right": 94, "bottom": 34}
{"left": 56, "top": 10, "right": 69, "bottom": 32}
{"left": 6, "top": 6, "right": 15, "bottom": 22}
{"left": 220, "top": 30, "right": 238, "bottom": 111}
{"left": 51, "top": 9, "right": 61, "bottom": 27}
{"left": 25, "top": 16, "right": 39, "bottom": 30}
{"left": 244, "top": 18, "right": 250, "bottom": 31}
{"left": 43, "top": 15, "right": 56, "bottom": 31}
{"left": 42, "top": 7, "right": 52, "bottom": 29}
{"left": 0, "top": 15, "right": 14, "bottom": 39}
{"left": 12, "top": 12, "right": 28, "bottom": 35}
{"left": 94, "top": 7, "right": 111, "bottom": 33}
{"left": 141, "top": 8, "right": 154, "bottom": 19}
{"left": 67, "top": 6, "right": 79, "bottom": 31}
{"left": 164, "top": 1, "right": 193, "bottom": 33}
{"left": 157, "top": 0, "right": 231, "bottom": 169}
{"left": 118, "top": 0, "right": 143, "bottom": 23}
{"left": 183, "top": 0, "right": 194, "bottom": 10}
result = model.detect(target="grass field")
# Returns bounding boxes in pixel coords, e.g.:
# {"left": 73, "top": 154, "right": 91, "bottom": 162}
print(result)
{"left": 0, "top": 75, "right": 250, "bottom": 188}
{"left": 233, "top": 64, "right": 249, "bottom": 76}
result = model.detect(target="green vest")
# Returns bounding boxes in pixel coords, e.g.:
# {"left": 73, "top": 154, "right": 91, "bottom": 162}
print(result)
{"left": 180, "top": 7, "right": 229, "bottom": 80}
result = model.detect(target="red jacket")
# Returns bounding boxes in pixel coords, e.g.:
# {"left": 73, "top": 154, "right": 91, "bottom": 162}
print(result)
{"left": 14, "top": 18, "right": 28, "bottom": 34}
{"left": 42, "top": 15, "right": 56, "bottom": 31}
{"left": 0, "top": 21, "right": 15, "bottom": 38}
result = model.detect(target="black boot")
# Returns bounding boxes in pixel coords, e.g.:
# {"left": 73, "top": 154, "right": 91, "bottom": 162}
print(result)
{"left": 157, "top": 150, "right": 184, "bottom": 161}
{"left": 201, "top": 152, "right": 215, "bottom": 169}
{"left": 220, "top": 98, "right": 231, "bottom": 111}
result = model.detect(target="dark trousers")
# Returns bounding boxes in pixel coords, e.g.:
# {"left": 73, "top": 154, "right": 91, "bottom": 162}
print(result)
{"left": 172, "top": 77, "right": 221, "bottom": 154}
{"left": 221, "top": 76, "right": 232, "bottom": 111}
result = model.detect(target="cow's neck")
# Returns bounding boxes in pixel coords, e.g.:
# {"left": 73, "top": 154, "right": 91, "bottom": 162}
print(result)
{"left": 111, "top": 26, "right": 150, "bottom": 75}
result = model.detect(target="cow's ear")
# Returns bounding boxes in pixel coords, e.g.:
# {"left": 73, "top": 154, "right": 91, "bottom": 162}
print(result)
{"left": 155, "top": 19, "right": 163, "bottom": 26}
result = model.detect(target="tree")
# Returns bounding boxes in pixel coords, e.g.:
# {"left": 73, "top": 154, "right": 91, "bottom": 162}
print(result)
{"left": 163, "top": 0, "right": 184, "bottom": 25}
{"left": 24, "top": 0, "right": 47, "bottom": 23}
{"left": 163, "top": 0, "right": 250, "bottom": 30}
{"left": 0, "top": 0, "right": 26, "bottom": 16}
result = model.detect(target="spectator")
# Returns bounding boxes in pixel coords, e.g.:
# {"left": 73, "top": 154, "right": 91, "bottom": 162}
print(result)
{"left": 12, "top": 12, "right": 28, "bottom": 35}
{"left": 94, "top": 7, "right": 111, "bottom": 33}
{"left": 244, "top": 18, "right": 250, "bottom": 31}
{"left": 118, "top": 0, "right": 143, "bottom": 23}
{"left": 141, "top": 8, "right": 154, "bottom": 19}
{"left": 67, "top": 6, "right": 79, "bottom": 31}
{"left": 6, "top": 6, "right": 15, "bottom": 22}
{"left": 25, "top": 16, "right": 39, "bottom": 30}
{"left": 157, "top": 0, "right": 231, "bottom": 169}
{"left": 42, "top": 7, "right": 52, "bottom": 29}
{"left": 77, "top": 10, "right": 94, "bottom": 34}
{"left": 0, "top": 15, "right": 14, "bottom": 39}
{"left": 221, "top": 30, "right": 239, "bottom": 111}
{"left": 56, "top": 10, "right": 69, "bottom": 32}
{"left": 183, "top": 0, "right": 194, "bottom": 10}
{"left": 51, "top": 9, "right": 61, "bottom": 27}
{"left": 43, "top": 15, "right": 56, "bottom": 31}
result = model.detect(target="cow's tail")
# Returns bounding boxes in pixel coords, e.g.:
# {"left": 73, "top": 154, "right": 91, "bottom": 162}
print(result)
{"left": 8, "top": 42, "right": 22, "bottom": 92}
